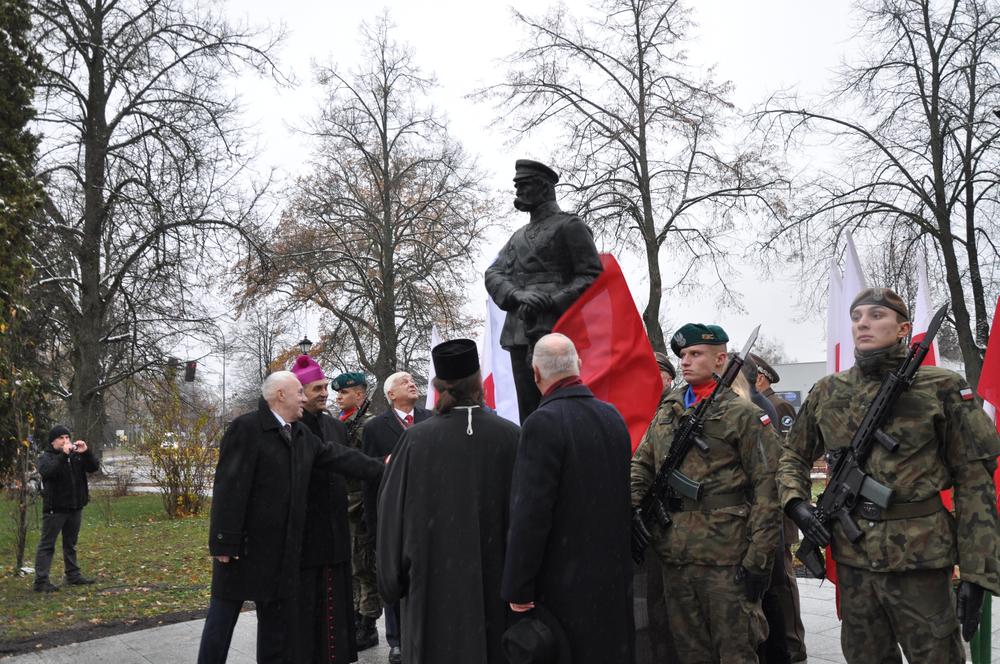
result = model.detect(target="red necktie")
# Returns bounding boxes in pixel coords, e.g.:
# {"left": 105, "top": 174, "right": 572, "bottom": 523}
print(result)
{"left": 404, "top": 413, "right": 414, "bottom": 427}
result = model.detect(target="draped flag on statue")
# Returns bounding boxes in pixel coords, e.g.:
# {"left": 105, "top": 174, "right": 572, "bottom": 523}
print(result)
{"left": 552, "top": 254, "right": 661, "bottom": 452}
{"left": 482, "top": 298, "right": 520, "bottom": 425}
{"left": 911, "top": 256, "right": 938, "bottom": 367}
{"left": 826, "top": 232, "right": 868, "bottom": 374}
{"left": 424, "top": 325, "right": 441, "bottom": 410}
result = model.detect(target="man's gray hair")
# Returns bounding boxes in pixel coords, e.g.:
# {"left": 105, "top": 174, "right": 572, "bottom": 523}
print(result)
{"left": 383, "top": 371, "right": 410, "bottom": 400}
{"left": 532, "top": 333, "right": 580, "bottom": 380}
{"left": 262, "top": 371, "right": 296, "bottom": 402}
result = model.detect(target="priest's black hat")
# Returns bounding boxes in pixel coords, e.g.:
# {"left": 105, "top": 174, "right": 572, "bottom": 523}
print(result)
{"left": 432, "top": 338, "right": 480, "bottom": 380}
{"left": 501, "top": 604, "right": 571, "bottom": 664}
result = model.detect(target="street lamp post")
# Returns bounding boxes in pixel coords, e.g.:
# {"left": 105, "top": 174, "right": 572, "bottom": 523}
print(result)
{"left": 298, "top": 336, "right": 313, "bottom": 355}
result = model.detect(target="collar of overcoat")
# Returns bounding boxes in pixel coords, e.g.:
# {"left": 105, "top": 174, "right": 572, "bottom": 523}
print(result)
{"left": 537, "top": 383, "right": 594, "bottom": 408}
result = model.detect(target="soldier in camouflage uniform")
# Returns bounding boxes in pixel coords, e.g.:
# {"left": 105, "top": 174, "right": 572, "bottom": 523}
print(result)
{"left": 777, "top": 288, "right": 1000, "bottom": 664}
{"left": 631, "top": 323, "right": 782, "bottom": 664}
{"left": 331, "top": 372, "right": 380, "bottom": 651}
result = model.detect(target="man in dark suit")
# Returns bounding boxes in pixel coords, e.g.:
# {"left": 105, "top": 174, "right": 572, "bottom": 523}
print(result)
{"left": 197, "top": 370, "right": 383, "bottom": 664}
{"left": 501, "top": 333, "right": 634, "bottom": 664}
{"left": 362, "top": 370, "right": 431, "bottom": 664}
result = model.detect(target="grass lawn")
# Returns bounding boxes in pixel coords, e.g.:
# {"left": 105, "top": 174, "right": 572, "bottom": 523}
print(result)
{"left": 0, "top": 492, "right": 212, "bottom": 644}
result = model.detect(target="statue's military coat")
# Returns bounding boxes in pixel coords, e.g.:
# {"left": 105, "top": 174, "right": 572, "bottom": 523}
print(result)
{"left": 631, "top": 386, "right": 782, "bottom": 573}
{"left": 502, "top": 384, "right": 635, "bottom": 664}
{"left": 485, "top": 201, "right": 602, "bottom": 348}
{"left": 777, "top": 344, "right": 1000, "bottom": 592}
{"left": 377, "top": 408, "right": 520, "bottom": 664}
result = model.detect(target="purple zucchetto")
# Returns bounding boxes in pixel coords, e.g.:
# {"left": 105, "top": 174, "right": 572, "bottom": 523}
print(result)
{"left": 291, "top": 354, "right": 326, "bottom": 386}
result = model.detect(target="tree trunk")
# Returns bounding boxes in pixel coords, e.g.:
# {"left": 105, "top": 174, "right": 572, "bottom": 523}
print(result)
{"left": 642, "top": 234, "right": 666, "bottom": 353}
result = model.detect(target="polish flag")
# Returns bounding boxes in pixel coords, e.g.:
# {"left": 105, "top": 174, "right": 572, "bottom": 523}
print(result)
{"left": 977, "top": 296, "right": 1000, "bottom": 512}
{"left": 481, "top": 298, "right": 520, "bottom": 424}
{"left": 910, "top": 256, "right": 938, "bottom": 367}
{"left": 424, "top": 324, "right": 441, "bottom": 410}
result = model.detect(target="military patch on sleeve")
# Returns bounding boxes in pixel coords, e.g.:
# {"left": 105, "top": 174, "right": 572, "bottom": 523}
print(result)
{"left": 960, "top": 387, "right": 974, "bottom": 401}
{"left": 781, "top": 415, "right": 795, "bottom": 428}
{"left": 760, "top": 414, "right": 771, "bottom": 426}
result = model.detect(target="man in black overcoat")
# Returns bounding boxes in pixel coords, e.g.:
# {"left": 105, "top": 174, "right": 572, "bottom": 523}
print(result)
{"left": 377, "top": 339, "right": 520, "bottom": 664}
{"left": 197, "top": 370, "right": 383, "bottom": 664}
{"left": 501, "top": 333, "right": 635, "bottom": 664}
{"left": 361, "top": 370, "right": 430, "bottom": 663}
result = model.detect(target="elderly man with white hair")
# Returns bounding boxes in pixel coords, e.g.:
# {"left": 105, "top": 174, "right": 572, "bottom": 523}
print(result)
{"left": 197, "top": 371, "right": 384, "bottom": 664}
{"left": 361, "top": 370, "right": 432, "bottom": 664}
{"left": 501, "top": 333, "right": 635, "bottom": 664}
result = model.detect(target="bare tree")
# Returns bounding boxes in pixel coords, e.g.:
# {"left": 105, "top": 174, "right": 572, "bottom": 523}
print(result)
{"left": 482, "top": 0, "right": 788, "bottom": 351}
{"left": 757, "top": 0, "right": 1000, "bottom": 389}
{"left": 241, "top": 16, "right": 493, "bottom": 401}
{"left": 29, "top": 0, "right": 283, "bottom": 452}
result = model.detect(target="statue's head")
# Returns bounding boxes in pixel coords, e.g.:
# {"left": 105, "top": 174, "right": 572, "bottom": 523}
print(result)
{"left": 513, "top": 159, "right": 558, "bottom": 212}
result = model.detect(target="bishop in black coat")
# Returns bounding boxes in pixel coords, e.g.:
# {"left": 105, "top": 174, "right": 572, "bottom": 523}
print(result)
{"left": 376, "top": 406, "right": 520, "bottom": 664}
{"left": 501, "top": 380, "right": 635, "bottom": 664}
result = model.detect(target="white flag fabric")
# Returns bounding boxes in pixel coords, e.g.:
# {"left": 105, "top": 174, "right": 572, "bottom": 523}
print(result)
{"left": 910, "top": 255, "right": 938, "bottom": 366}
{"left": 827, "top": 233, "right": 868, "bottom": 373}
{"left": 482, "top": 298, "right": 520, "bottom": 424}
{"left": 424, "top": 324, "right": 441, "bottom": 410}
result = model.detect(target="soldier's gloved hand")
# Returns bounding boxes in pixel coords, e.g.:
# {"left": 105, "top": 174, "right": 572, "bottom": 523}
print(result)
{"left": 785, "top": 499, "right": 831, "bottom": 547}
{"left": 956, "top": 580, "right": 985, "bottom": 641}
{"left": 736, "top": 565, "right": 770, "bottom": 603}
{"left": 630, "top": 506, "right": 651, "bottom": 564}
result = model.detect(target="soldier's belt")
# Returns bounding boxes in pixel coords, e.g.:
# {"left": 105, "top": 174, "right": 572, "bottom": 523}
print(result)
{"left": 512, "top": 272, "right": 565, "bottom": 286}
{"left": 667, "top": 491, "right": 746, "bottom": 512}
{"left": 853, "top": 495, "right": 943, "bottom": 521}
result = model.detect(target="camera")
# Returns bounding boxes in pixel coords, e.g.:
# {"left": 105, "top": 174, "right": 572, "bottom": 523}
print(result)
{"left": 68, "top": 442, "right": 79, "bottom": 453}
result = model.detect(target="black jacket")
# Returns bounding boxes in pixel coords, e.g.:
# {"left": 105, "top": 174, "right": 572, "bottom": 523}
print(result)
{"left": 361, "top": 405, "right": 431, "bottom": 533}
{"left": 37, "top": 447, "right": 99, "bottom": 512}
{"left": 300, "top": 409, "right": 376, "bottom": 567}
{"left": 207, "top": 399, "right": 383, "bottom": 602}
{"left": 501, "top": 384, "right": 635, "bottom": 664}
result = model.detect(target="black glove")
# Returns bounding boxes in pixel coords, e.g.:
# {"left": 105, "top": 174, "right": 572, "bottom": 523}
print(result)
{"left": 631, "top": 506, "right": 652, "bottom": 564}
{"left": 956, "top": 580, "right": 985, "bottom": 642}
{"left": 736, "top": 565, "right": 770, "bottom": 602}
{"left": 785, "top": 499, "right": 831, "bottom": 547}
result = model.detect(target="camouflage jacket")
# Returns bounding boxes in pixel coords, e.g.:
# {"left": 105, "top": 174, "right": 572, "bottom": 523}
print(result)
{"left": 777, "top": 343, "right": 1000, "bottom": 594}
{"left": 342, "top": 407, "right": 375, "bottom": 497}
{"left": 631, "top": 385, "right": 781, "bottom": 574}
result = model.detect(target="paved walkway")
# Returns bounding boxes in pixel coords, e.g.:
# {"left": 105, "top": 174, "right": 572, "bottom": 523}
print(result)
{"left": 3, "top": 579, "right": 998, "bottom": 662}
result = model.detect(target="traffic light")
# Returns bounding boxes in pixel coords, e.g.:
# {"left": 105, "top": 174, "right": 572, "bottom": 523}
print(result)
{"left": 184, "top": 360, "right": 197, "bottom": 382}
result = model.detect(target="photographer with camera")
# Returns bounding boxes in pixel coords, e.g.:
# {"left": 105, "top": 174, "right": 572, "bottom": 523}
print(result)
{"left": 33, "top": 424, "right": 100, "bottom": 592}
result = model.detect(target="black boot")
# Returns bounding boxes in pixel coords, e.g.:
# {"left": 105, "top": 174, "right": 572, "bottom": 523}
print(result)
{"left": 356, "top": 615, "right": 379, "bottom": 650}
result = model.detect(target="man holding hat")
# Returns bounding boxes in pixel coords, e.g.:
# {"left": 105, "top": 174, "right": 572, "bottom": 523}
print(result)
{"left": 631, "top": 323, "right": 781, "bottom": 663}
{"left": 377, "top": 339, "right": 520, "bottom": 664}
{"left": 777, "top": 288, "right": 1000, "bottom": 663}
{"left": 290, "top": 355, "right": 384, "bottom": 663}
{"left": 33, "top": 424, "right": 100, "bottom": 592}
{"left": 486, "top": 159, "right": 603, "bottom": 422}
{"left": 331, "top": 370, "right": 380, "bottom": 650}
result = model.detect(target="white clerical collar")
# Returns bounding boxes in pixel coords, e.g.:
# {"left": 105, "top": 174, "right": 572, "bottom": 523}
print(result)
{"left": 271, "top": 410, "right": 288, "bottom": 428}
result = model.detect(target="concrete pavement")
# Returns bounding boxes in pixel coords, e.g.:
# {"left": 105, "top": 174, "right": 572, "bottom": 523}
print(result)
{"left": 3, "top": 578, "right": 999, "bottom": 662}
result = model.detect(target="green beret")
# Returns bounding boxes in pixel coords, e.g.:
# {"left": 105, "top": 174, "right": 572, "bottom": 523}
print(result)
{"left": 670, "top": 323, "right": 729, "bottom": 356}
{"left": 330, "top": 372, "right": 367, "bottom": 391}
{"left": 850, "top": 287, "right": 909, "bottom": 320}
{"left": 513, "top": 159, "right": 559, "bottom": 184}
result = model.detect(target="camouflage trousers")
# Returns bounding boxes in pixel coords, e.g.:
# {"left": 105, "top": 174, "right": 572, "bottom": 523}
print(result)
{"left": 661, "top": 563, "right": 768, "bottom": 664}
{"left": 349, "top": 498, "right": 381, "bottom": 618}
{"left": 837, "top": 564, "right": 963, "bottom": 664}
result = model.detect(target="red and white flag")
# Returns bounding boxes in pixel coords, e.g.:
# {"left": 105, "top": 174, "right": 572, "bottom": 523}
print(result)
{"left": 911, "top": 256, "right": 938, "bottom": 367}
{"left": 827, "top": 233, "right": 868, "bottom": 374}
{"left": 978, "top": 296, "right": 1000, "bottom": 513}
{"left": 482, "top": 298, "right": 520, "bottom": 425}
{"left": 424, "top": 324, "right": 441, "bottom": 410}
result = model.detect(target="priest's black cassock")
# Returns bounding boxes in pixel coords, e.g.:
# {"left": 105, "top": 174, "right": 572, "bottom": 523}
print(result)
{"left": 376, "top": 407, "right": 519, "bottom": 664}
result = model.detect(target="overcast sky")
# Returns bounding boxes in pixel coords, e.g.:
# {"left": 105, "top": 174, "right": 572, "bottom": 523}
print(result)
{"left": 215, "top": 0, "right": 862, "bottom": 368}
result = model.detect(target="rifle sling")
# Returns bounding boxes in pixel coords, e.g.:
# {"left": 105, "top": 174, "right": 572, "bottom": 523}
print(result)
{"left": 853, "top": 495, "right": 943, "bottom": 522}
{"left": 668, "top": 491, "right": 746, "bottom": 513}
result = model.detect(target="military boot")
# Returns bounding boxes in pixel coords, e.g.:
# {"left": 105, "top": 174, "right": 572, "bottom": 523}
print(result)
{"left": 356, "top": 614, "right": 379, "bottom": 650}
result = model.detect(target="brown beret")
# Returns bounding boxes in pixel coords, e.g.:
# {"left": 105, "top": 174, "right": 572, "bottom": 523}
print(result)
{"left": 750, "top": 353, "right": 779, "bottom": 384}
{"left": 850, "top": 287, "right": 909, "bottom": 320}
{"left": 654, "top": 352, "right": 675, "bottom": 379}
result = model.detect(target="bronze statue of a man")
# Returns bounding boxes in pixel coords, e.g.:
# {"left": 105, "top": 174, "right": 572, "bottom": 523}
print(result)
{"left": 485, "top": 159, "right": 603, "bottom": 422}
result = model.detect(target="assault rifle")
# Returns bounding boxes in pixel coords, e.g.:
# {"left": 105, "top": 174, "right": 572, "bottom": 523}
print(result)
{"left": 345, "top": 390, "right": 372, "bottom": 441}
{"left": 796, "top": 302, "right": 950, "bottom": 579}
{"left": 631, "top": 326, "right": 760, "bottom": 564}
